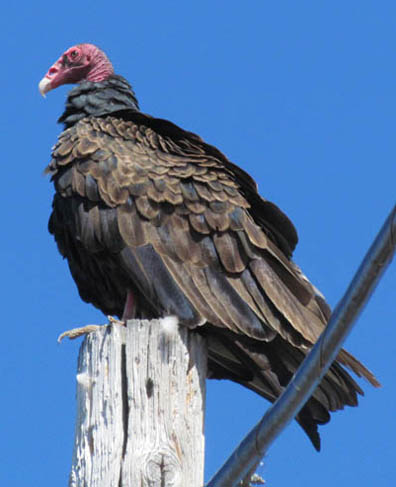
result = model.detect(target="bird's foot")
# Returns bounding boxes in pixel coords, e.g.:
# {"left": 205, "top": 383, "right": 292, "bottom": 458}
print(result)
{"left": 107, "top": 315, "right": 126, "bottom": 327}
{"left": 57, "top": 316, "right": 127, "bottom": 343}
{"left": 57, "top": 325, "right": 103, "bottom": 343}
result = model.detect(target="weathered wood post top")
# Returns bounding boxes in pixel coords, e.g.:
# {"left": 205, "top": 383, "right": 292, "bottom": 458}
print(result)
{"left": 69, "top": 318, "right": 207, "bottom": 487}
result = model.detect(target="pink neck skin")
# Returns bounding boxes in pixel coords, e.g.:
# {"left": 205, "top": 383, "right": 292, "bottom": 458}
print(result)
{"left": 83, "top": 44, "right": 114, "bottom": 82}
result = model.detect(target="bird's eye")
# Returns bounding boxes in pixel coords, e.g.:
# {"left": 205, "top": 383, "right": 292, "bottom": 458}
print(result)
{"left": 70, "top": 50, "right": 78, "bottom": 58}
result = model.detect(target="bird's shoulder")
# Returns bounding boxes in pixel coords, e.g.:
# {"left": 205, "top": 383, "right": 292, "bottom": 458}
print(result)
{"left": 47, "top": 111, "right": 298, "bottom": 257}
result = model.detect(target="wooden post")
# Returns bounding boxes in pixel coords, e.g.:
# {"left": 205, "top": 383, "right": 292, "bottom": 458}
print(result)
{"left": 68, "top": 318, "right": 207, "bottom": 487}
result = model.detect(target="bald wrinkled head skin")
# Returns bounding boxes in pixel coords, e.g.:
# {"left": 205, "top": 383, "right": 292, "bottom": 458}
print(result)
{"left": 39, "top": 44, "right": 114, "bottom": 96}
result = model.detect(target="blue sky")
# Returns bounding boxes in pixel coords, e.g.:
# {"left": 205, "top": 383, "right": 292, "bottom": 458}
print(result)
{"left": 1, "top": 1, "right": 395, "bottom": 485}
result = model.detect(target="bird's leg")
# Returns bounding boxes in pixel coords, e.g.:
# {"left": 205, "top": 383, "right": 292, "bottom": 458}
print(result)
{"left": 107, "top": 289, "right": 136, "bottom": 327}
{"left": 58, "top": 291, "right": 135, "bottom": 343}
{"left": 122, "top": 289, "right": 136, "bottom": 321}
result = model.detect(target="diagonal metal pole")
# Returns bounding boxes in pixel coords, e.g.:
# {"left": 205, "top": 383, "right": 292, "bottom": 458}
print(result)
{"left": 207, "top": 204, "right": 396, "bottom": 487}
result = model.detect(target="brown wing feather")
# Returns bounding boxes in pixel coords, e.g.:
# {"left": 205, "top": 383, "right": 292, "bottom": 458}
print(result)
{"left": 47, "top": 115, "right": 379, "bottom": 399}
{"left": 48, "top": 115, "right": 378, "bottom": 385}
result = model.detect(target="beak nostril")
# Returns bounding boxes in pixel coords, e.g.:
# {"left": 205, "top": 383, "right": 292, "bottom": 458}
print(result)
{"left": 49, "top": 67, "right": 58, "bottom": 76}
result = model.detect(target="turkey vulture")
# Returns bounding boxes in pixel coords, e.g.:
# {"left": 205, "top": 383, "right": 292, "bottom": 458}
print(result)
{"left": 40, "top": 43, "right": 379, "bottom": 451}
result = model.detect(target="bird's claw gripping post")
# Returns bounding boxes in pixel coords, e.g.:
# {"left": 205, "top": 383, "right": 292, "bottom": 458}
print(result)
{"left": 57, "top": 317, "right": 127, "bottom": 343}
{"left": 57, "top": 325, "right": 103, "bottom": 343}
{"left": 107, "top": 315, "right": 126, "bottom": 327}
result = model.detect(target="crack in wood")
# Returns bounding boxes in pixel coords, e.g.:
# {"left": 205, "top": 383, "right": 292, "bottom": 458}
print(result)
{"left": 145, "top": 377, "right": 154, "bottom": 398}
{"left": 121, "top": 343, "right": 129, "bottom": 460}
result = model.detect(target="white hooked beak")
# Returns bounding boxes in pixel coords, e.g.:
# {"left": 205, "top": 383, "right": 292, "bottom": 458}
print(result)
{"left": 38, "top": 77, "right": 52, "bottom": 98}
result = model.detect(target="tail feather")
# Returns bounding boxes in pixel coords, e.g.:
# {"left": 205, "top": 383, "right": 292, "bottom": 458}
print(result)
{"left": 201, "top": 325, "right": 376, "bottom": 451}
{"left": 338, "top": 349, "right": 381, "bottom": 388}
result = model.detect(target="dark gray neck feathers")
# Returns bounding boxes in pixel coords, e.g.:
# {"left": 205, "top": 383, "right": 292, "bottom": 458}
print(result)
{"left": 58, "top": 75, "right": 140, "bottom": 128}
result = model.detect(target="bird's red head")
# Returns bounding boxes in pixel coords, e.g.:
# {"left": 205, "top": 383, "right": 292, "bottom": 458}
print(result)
{"left": 39, "top": 44, "right": 114, "bottom": 96}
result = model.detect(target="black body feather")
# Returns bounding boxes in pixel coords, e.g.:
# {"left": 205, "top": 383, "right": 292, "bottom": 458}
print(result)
{"left": 47, "top": 75, "right": 378, "bottom": 451}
